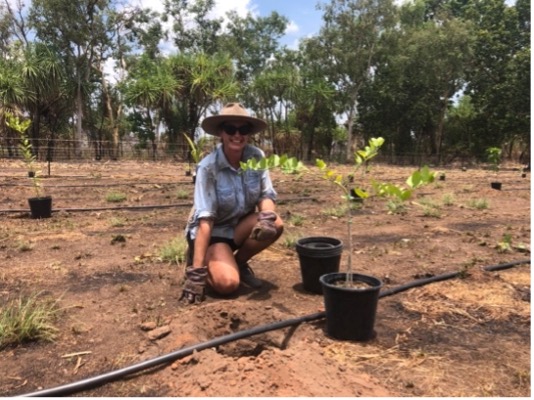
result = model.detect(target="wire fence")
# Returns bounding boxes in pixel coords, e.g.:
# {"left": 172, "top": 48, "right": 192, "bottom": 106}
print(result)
{"left": 0, "top": 137, "right": 487, "bottom": 167}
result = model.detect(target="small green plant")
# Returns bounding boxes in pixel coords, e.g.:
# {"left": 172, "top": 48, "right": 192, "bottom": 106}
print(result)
{"left": 442, "top": 193, "right": 455, "bottom": 206}
{"left": 176, "top": 189, "right": 189, "bottom": 200}
{"left": 183, "top": 133, "right": 210, "bottom": 177}
{"left": 282, "top": 232, "right": 300, "bottom": 249}
{"left": 386, "top": 199, "right": 407, "bottom": 215}
{"left": 105, "top": 192, "right": 127, "bottom": 203}
{"left": 240, "top": 154, "right": 306, "bottom": 175}
{"left": 5, "top": 114, "right": 43, "bottom": 197}
{"left": 16, "top": 241, "right": 33, "bottom": 252}
{"left": 422, "top": 206, "right": 441, "bottom": 218}
{"left": 486, "top": 147, "right": 502, "bottom": 172}
{"left": 0, "top": 293, "right": 60, "bottom": 348}
{"left": 288, "top": 214, "right": 305, "bottom": 226}
{"left": 467, "top": 198, "right": 489, "bottom": 210}
{"left": 109, "top": 217, "right": 126, "bottom": 227}
{"left": 158, "top": 236, "right": 188, "bottom": 264}
{"left": 496, "top": 233, "right": 512, "bottom": 253}
{"left": 322, "top": 205, "right": 349, "bottom": 218}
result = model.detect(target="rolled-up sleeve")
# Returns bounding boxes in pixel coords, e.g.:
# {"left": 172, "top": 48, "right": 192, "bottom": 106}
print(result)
{"left": 260, "top": 169, "right": 277, "bottom": 203}
{"left": 194, "top": 162, "right": 217, "bottom": 220}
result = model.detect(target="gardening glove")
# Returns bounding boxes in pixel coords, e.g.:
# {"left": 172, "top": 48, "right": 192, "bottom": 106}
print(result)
{"left": 250, "top": 211, "right": 278, "bottom": 241}
{"left": 180, "top": 265, "right": 208, "bottom": 305}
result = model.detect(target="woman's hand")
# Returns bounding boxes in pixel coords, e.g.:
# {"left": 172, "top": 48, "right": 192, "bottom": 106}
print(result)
{"left": 250, "top": 210, "right": 278, "bottom": 241}
{"left": 180, "top": 265, "right": 208, "bottom": 304}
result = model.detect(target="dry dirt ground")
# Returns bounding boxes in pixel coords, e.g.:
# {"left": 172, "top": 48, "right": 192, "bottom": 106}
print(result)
{"left": 0, "top": 159, "right": 530, "bottom": 397}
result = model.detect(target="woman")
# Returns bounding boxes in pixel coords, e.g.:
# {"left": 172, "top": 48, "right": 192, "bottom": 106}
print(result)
{"left": 181, "top": 103, "right": 284, "bottom": 305}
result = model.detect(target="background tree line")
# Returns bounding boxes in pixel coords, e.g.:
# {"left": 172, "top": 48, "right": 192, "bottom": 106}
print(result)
{"left": 0, "top": 0, "right": 530, "bottom": 164}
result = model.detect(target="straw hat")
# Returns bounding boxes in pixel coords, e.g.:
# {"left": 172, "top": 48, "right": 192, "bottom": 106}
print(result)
{"left": 201, "top": 103, "right": 267, "bottom": 136}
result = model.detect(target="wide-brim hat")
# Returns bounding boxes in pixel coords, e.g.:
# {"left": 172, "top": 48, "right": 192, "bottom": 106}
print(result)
{"left": 201, "top": 103, "right": 267, "bottom": 137}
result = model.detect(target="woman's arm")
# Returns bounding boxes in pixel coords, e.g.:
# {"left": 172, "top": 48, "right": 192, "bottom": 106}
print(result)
{"left": 193, "top": 218, "right": 213, "bottom": 267}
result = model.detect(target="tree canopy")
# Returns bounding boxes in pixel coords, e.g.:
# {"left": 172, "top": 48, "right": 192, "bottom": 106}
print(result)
{"left": 0, "top": 0, "right": 529, "bottom": 163}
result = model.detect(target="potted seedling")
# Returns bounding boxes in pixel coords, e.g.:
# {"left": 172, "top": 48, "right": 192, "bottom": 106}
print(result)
{"left": 243, "top": 138, "right": 435, "bottom": 341}
{"left": 486, "top": 146, "right": 502, "bottom": 190}
{"left": 315, "top": 137, "right": 435, "bottom": 340}
{"left": 6, "top": 114, "right": 52, "bottom": 219}
{"left": 183, "top": 133, "right": 208, "bottom": 183}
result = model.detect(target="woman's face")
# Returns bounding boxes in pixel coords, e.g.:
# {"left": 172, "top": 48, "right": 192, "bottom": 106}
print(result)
{"left": 219, "top": 120, "right": 252, "bottom": 153}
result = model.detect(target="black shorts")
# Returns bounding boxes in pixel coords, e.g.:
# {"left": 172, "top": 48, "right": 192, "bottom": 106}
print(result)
{"left": 186, "top": 234, "right": 238, "bottom": 266}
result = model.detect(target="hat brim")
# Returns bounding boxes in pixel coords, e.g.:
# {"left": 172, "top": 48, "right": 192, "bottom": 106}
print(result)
{"left": 201, "top": 115, "right": 267, "bottom": 137}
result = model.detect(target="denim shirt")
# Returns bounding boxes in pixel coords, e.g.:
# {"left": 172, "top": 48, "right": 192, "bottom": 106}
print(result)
{"left": 186, "top": 143, "right": 277, "bottom": 240}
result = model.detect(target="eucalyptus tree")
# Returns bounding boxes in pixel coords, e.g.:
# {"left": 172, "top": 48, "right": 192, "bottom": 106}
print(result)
{"left": 28, "top": 0, "right": 112, "bottom": 156}
{"left": 357, "top": 0, "right": 473, "bottom": 163}
{"left": 288, "top": 38, "right": 338, "bottom": 160}
{"left": 96, "top": 5, "right": 165, "bottom": 159}
{"left": 163, "top": 0, "right": 223, "bottom": 55}
{"left": 462, "top": 0, "right": 530, "bottom": 157}
{"left": 317, "top": 0, "right": 397, "bottom": 161}
{"left": 220, "top": 10, "right": 288, "bottom": 107}
{"left": 250, "top": 53, "right": 301, "bottom": 153}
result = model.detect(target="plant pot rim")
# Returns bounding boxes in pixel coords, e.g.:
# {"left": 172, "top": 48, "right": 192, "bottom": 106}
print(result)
{"left": 28, "top": 195, "right": 52, "bottom": 200}
{"left": 320, "top": 272, "right": 383, "bottom": 292}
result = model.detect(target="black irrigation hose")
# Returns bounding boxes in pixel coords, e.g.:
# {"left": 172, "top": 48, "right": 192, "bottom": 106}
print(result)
{"left": 0, "top": 197, "right": 316, "bottom": 214}
{"left": 379, "top": 259, "right": 530, "bottom": 298}
{"left": 20, "top": 312, "right": 326, "bottom": 397}
{"left": 19, "top": 259, "right": 530, "bottom": 397}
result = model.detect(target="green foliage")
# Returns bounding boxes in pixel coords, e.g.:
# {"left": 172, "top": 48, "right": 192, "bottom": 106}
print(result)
{"left": 468, "top": 198, "right": 489, "bottom": 210}
{"left": 316, "top": 137, "right": 435, "bottom": 203}
{"left": 0, "top": 293, "right": 59, "bottom": 349}
{"left": 240, "top": 154, "right": 306, "bottom": 174}
{"left": 158, "top": 236, "right": 188, "bottom": 264}
{"left": 496, "top": 233, "right": 512, "bottom": 253}
{"left": 486, "top": 147, "right": 502, "bottom": 171}
{"left": 5, "top": 114, "right": 43, "bottom": 197}
{"left": 105, "top": 192, "right": 127, "bottom": 203}
{"left": 183, "top": 133, "right": 208, "bottom": 164}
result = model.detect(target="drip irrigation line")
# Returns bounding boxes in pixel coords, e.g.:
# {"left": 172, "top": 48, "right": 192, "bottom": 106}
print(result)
{"left": 379, "top": 259, "right": 530, "bottom": 298}
{"left": 20, "top": 312, "right": 326, "bottom": 397}
{"left": 0, "top": 181, "right": 185, "bottom": 188}
{"left": 19, "top": 259, "right": 529, "bottom": 397}
{"left": 0, "top": 197, "right": 317, "bottom": 214}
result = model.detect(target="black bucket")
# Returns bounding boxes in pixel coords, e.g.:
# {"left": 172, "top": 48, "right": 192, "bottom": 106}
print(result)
{"left": 295, "top": 237, "right": 343, "bottom": 294}
{"left": 320, "top": 272, "right": 382, "bottom": 341}
{"left": 490, "top": 182, "right": 502, "bottom": 190}
{"left": 28, "top": 196, "right": 52, "bottom": 219}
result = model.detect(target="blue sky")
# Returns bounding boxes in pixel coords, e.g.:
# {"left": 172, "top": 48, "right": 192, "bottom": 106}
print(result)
{"left": 251, "top": 0, "right": 324, "bottom": 48}
{"left": 136, "top": 0, "right": 324, "bottom": 50}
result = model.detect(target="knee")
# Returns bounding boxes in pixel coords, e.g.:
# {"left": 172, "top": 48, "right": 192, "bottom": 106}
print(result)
{"left": 276, "top": 217, "right": 284, "bottom": 235}
{"left": 275, "top": 217, "right": 284, "bottom": 240}
{"left": 210, "top": 276, "right": 239, "bottom": 295}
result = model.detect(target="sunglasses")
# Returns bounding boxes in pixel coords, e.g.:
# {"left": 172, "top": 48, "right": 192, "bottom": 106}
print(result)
{"left": 221, "top": 123, "right": 253, "bottom": 136}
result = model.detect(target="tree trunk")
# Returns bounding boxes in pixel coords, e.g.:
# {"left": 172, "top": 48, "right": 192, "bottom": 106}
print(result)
{"left": 345, "top": 104, "right": 356, "bottom": 162}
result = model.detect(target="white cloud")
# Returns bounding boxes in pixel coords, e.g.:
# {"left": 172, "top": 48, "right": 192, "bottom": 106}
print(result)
{"left": 285, "top": 20, "right": 299, "bottom": 35}
{"left": 210, "top": 0, "right": 253, "bottom": 19}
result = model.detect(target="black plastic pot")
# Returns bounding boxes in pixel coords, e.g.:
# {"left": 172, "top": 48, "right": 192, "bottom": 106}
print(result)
{"left": 490, "top": 182, "right": 502, "bottom": 190}
{"left": 295, "top": 237, "right": 343, "bottom": 294}
{"left": 28, "top": 196, "right": 52, "bottom": 219}
{"left": 320, "top": 272, "right": 382, "bottom": 341}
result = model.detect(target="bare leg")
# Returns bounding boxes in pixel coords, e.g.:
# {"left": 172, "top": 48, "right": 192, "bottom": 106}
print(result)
{"left": 233, "top": 212, "right": 284, "bottom": 265}
{"left": 205, "top": 242, "right": 240, "bottom": 295}
{"left": 205, "top": 212, "right": 283, "bottom": 295}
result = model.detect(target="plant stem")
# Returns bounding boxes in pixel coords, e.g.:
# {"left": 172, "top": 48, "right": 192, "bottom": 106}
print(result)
{"left": 346, "top": 199, "right": 353, "bottom": 285}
